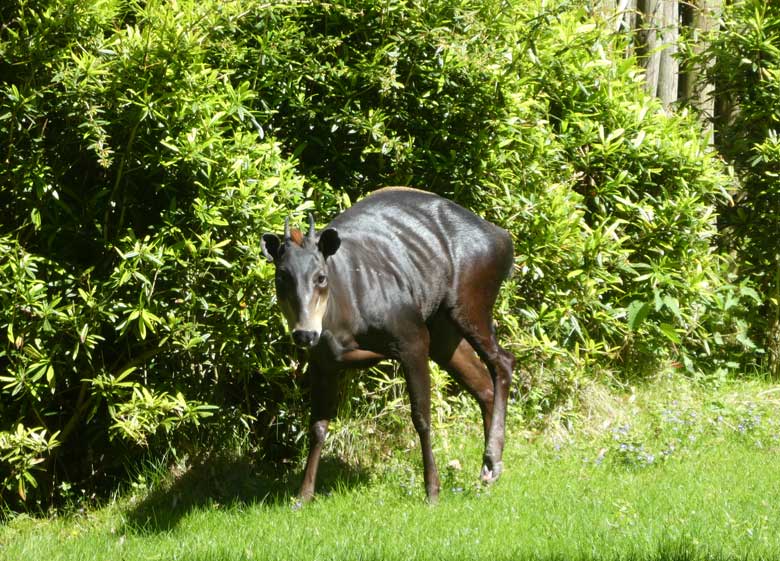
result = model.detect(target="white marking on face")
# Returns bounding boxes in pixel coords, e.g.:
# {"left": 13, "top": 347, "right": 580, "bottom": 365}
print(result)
{"left": 293, "top": 290, "right": 328, "bottom": 335}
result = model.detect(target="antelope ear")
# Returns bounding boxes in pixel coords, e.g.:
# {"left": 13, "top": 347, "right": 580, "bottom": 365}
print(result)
{"left": 318, "top": 228, "right": 340, "bottom": 259}
{"left": 261, "top": 233, "right": 282, "bottom": 262}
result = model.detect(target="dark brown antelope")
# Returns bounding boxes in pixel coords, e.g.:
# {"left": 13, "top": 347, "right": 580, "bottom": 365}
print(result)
{"left": 261, "top": 187, "right": 515, "bottom": 503}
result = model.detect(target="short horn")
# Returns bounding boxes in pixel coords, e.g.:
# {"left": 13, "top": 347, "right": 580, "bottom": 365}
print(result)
{"left": 284, "top": 217, "right": 291, "bottom": 241}
{"left": 307, "top": 213, "right": 316, "bottom": 239}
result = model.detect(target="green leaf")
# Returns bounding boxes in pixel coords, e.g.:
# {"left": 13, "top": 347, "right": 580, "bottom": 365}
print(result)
{"left": 27, "top": 360, "right": 50, "bottom": 382}
{"left": 626, "top": 301, "right": 650, "bottom": 331}
{"left": 659, "top": 323, "right": 681, "bottom": 344}
{"left": 736, "top": 332, "right": 757, "bottom": 350}
{"left": 137, "top": 314, "right": 147, "bottom": 340}
{"left": 739, "top": 286, "right": 761, "bottom": 304}
{"left": 662, "top": 295, "right": 682, "bottom": 320}
{"left": 116, "top": 367, "right": 138, "bottom": 382}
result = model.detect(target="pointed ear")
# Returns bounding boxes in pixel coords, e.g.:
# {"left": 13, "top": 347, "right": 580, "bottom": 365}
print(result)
{"left": 318, "top": 228, "right": 341, "bottom": 259}
{"left": 261, "top": 233, "right": 282, "bottom": 262}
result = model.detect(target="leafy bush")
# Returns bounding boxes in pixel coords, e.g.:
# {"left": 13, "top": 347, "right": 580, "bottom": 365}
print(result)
{"left": 476, "top": 5, "right": 754, "bottom": 399}
{"left": 0, "top": 0, "right": 319, "bottom": 507}
{"left": 693, "top": 0, "right": 780, "bottom": 375}
{"left": 0, "top": 0, "right": 757, "bottom": 509}
{"left": 217, "top": 1, "right": 503, "bottom": 195}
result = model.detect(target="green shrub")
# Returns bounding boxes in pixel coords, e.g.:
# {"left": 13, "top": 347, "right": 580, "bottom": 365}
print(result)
{"left": 0, "top": 0, "right": 321, "bottom": 507}
{"left": 477, "top": 5, "right": 754, "bottom": 398}
{"left": 222, "top": 0, "right": 512, "bottom": 207}
{"left": 0, "top": 0, "right": 757, "bottom": 509}
{"left": 233, "top": 0, "right": 750, "bottom": 380}
{"left": 693, "top": 0, "right": 780, "bottom": 375}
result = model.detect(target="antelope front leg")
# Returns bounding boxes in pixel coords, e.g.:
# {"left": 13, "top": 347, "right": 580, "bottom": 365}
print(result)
{"left": 299, "top": 367, "right": 338, "bottom": 502}
{"left": 400, "top": 329, "right": 440, "bottom": 503}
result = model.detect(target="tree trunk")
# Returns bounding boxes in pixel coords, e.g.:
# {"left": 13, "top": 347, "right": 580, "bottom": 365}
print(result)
{"left": 683, "top": 0, "right": 723, "bottom": 138}
{"left": 657, "top": 0, "right": 679, "bottom": 107}
{"left": 638, "top": 0, "right": 679, "bottom": 106}
{"left": 640, "top": 0, "right": 662, "bottom": 98}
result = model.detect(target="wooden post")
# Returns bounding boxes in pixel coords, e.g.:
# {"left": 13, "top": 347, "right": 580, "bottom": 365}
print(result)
{"left": 604, "top": 0, "right": 720, "bottom": 116}
{"left": 640, "top": 0, "right": 662, "bottom": 98}
{"left": 636, "top": 0, "right": 679, "bottom": 107}
{"left": 683, "top": 0, "right": 723, "bottom": 137}
{"left": 657, "top": 0, "right": 679, "bottom": 107}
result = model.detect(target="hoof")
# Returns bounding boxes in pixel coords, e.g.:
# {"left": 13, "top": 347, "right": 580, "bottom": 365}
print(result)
{"left": 480, "top": 461, "right": 503, "bottom": 484}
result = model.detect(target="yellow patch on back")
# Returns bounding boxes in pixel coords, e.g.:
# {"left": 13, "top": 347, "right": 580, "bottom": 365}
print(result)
{"left": 373, "top": 186, "right": 430, "bottom": 195}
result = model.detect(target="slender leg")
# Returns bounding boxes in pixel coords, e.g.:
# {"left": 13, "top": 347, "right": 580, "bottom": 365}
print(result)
{"left": 400, "top": 328, "right": 440, "bottom": 502}
{"left": 299, "top": 366, "right": 339, "bottom": 502}
{"left": 473, "top": 331, "right": 514, "bottom": 483}
{"left": 429, "top": 311, "right": 508, "bottom": 481}
{"left": 450, "top": 306, "right": 514, "bottom": 483}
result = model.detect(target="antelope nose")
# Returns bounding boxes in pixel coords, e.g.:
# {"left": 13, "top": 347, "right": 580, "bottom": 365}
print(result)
{"left": 292, "top": 330, "right": 319, "bottom": 348}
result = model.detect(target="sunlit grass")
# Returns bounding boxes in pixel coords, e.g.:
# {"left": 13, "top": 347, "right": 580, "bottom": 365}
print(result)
{"left": 2, "top": 375, "right": 779, "bottom": 561}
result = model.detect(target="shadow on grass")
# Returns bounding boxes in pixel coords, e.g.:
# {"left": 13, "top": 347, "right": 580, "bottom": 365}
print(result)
{"left": 122, "top": 455, "right": 369, "bottom": 534}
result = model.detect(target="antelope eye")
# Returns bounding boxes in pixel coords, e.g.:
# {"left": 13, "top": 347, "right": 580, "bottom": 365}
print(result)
{"left": 315, "top": 274, "right": 328, "bottom": 287}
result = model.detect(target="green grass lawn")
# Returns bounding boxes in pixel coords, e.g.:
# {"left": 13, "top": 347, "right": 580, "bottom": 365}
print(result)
{"left": 2, "top": 376, "right": 779, "bottom": 561}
